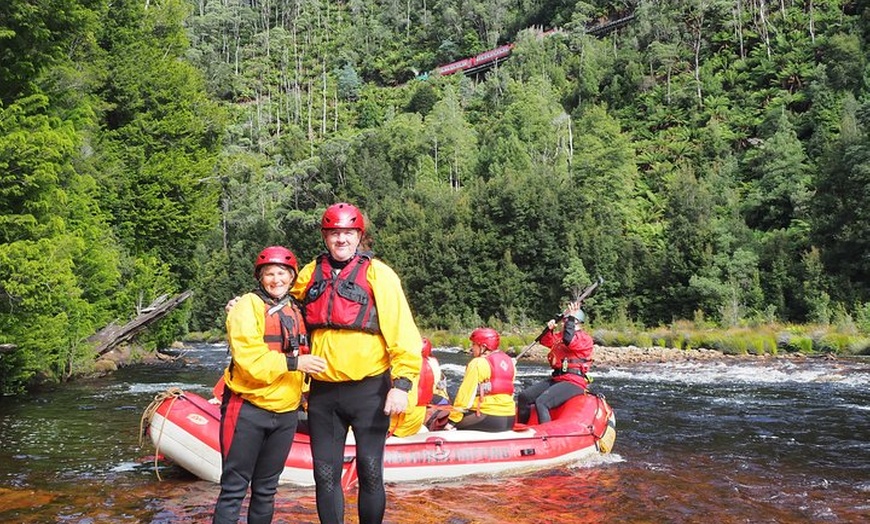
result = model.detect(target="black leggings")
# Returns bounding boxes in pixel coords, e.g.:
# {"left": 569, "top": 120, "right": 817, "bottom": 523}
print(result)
{"left": 517, "top": 379, "right": 585, "bottom": 424}
{"left": 454, "top": 412, "right": 515, "bottom": 432}
{"left": 307, "top": 372, "right": 391, "bottom": 524}
{"left": 213, "top": 394, "right": 298, "bottom": 524}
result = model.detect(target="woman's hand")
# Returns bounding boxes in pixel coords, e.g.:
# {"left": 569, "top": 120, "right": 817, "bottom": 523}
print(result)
{"left": 225, "top": 296, "right": 241, "bottom": 313}
{"left": 296, "top": 354, "right": 327, "bottom": 374}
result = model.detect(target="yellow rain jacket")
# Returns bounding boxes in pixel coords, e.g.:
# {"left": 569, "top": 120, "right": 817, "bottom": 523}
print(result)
{"left": 291, "top": 256, "right": 421, "bottom": 386}
{"left": 223, "top": 292, "right": 306, "bottom": 413}
{"left": 449, "top": 355, "right": 516, "bottom": 424}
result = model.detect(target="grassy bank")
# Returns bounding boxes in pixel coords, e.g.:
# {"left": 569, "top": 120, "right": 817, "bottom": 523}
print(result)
{"left": 424, "top": 321, "right": 870, "bottom": 357}
{"left": 593, "top": 321, "right": 870, "bottom": 356}
{"left": 184, "top": 321, "right": 870, "bottom": 358}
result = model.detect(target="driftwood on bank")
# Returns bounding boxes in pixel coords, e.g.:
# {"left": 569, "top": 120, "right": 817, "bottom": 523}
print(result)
{"left": 89, "top": 290, "right": 193, "bottom": 356}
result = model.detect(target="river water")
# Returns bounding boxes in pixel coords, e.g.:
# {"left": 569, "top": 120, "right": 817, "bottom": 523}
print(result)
{"left": 0, "top": 343, "right": 868, "bottom": 523}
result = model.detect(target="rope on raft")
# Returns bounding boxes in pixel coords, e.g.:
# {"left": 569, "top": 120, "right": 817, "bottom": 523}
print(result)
{"left": 138, "top": 387, "right": 186, "bottom": 481}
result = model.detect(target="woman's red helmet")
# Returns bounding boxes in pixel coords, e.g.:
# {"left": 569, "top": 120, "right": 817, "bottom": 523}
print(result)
{"left": 321, "top": 202, "right": 365, "bottom": 233}
{"left": 254, "top": 246, "right": 298, "bottom": 277}
{"left": 421, "top": 338, "right": 433, "bottom": 358}
{"left": 469, "top": 328, "right": 500, "bottom": 351}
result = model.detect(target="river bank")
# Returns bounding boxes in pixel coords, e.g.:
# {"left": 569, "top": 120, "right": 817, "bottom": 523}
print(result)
{"left": 96, "top": 339, "right": 841, "bottom": 375}
{"left": 515, "top": 343, "right": 837, "bottom": 366}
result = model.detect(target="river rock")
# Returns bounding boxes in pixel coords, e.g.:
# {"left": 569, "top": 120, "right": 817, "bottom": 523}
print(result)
{"left": 94, "top": 359, "right": 118, "bottom": 373}
{"left": 516, "top": 343, "right": 730, "bottom": 365}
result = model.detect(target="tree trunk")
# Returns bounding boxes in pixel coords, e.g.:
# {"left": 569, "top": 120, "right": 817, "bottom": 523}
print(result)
{"left": 734, "top": 0, "right": 745, "bottom": 58}
{"left": 88, "top": 291, "right": 193, "bottom": 357}
{"left": 322, "top": 62, "right": 327, "bottom": 137}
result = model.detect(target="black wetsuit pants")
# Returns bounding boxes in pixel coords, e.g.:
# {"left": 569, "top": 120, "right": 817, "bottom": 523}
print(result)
{"left": 213, "top": 393, "right": 298, "bottom": 524}
{"left": 307, "top": 372, "right": 391, "bottom": 524}
{"left": 517, "top": 379, "right": 585, "bottom": 424}
{"left": 454, "top": 412, "right": 516, "bottom": 432}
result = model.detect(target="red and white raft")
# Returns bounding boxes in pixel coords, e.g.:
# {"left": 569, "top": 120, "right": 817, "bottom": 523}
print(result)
{"left": 141, "top": 388, "right": 616, "bottom": 487}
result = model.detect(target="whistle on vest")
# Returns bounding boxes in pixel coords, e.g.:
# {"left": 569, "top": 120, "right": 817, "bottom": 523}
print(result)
{"left": 561, "top": 358, "right": 568, "bottom": 373}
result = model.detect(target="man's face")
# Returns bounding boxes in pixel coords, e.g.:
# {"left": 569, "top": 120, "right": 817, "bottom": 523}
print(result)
{"left": 322, "top": 228, "right": 361, "bottom": 262}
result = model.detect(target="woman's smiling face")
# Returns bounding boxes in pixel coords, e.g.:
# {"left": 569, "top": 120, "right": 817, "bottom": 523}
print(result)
{"left": 258, "top": 264, "right": 295, "bottom": 299}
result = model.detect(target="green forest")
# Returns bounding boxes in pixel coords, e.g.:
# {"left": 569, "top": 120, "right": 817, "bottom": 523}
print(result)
{"left": 2, "top": 0, "right": 869, "bottom": 394}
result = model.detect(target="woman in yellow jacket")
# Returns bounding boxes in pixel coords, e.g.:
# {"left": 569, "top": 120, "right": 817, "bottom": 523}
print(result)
{"left": 446, "top": 328, "right": 517, "bottom": 432}
{"left": 213, "top": 246, "right": 325, "bottom": 524}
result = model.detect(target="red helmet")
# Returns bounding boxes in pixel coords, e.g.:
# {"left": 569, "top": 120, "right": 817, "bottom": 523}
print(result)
{"left": 421, "top": 338, "right": 433, "bottom": 358}
{"left": 254, "top": 246, "right": 298, "bottom": 277}
{"left": 321, "top": 202, "right": 365, "bottom": 233}
{"left": 469, "top": 328, "right": 500, "bottom": 351}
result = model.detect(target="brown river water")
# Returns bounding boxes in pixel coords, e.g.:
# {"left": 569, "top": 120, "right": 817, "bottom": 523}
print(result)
{"left": 1, "top": 343, "right": 868, "bottom": 523}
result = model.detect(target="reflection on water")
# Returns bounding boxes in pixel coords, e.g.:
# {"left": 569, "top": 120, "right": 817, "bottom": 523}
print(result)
{"left": 1, "top": 344, "right": 868, "bottom": 523}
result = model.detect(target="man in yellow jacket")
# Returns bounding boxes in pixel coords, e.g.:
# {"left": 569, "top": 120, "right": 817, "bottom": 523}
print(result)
{"left": 291, "top": 203, "right": 421, "bottom": 524}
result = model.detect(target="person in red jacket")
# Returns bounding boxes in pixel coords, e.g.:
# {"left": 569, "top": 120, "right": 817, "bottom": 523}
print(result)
{"left": 516, "top": 301, "right": 594, "bottom": 424}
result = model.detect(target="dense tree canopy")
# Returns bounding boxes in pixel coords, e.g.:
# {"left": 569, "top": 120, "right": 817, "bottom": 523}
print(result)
{"left": 2, "top": 0, "right": 870, "bottom": 393}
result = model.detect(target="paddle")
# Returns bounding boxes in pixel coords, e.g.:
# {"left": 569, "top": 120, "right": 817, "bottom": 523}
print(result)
{"left": 512, "top": 325, "right": 556, "bottom": 363}
{"left": 512, "top": 276, "right": 604, "bottom": 362}
{"left": 573, "top": 275, "right": 604, "bottom": 305}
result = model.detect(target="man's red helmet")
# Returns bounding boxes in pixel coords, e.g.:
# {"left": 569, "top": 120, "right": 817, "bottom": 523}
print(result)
{"left": 321, "top": 202, "right": 365, "bottom": 233}
{"left": 254, "top": 246, "right": 298, "bottom": 277}
{"left": 421, "top": 338, "right": 433, "bottom": 358}
{"left": 469, "top": 328, "right": 500, "bottom": 351}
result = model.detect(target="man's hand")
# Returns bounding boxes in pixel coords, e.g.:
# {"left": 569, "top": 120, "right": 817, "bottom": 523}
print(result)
{"left": 225, "top": 296, "right": 241, "bottom": 314}
{"left": 296, "top": 354, "right": 327, "bottom": 374}
{"left": 565, "top": 300, "right": 581, "bottom": 317}
{"left": 383, "top": 388, "right": 409, "bottom": 416}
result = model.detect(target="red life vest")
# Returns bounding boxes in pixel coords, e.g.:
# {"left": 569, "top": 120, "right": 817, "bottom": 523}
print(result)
{"left": 545, "top": 330, "right": 593, "bottom": 389}
{"left": 256, "top": 289, "right": 309, "bottom": 355}
{"left": 561, "top": 330, "right": 594, "bottom": 374}
{"left": 229, "top": 291, "right": 308, "bottom": 380}
{"left": 416, "top": 357, "right": 435, "bottom": 406}
{"left": 303, "top": 253, "right": 381, "bottom": 334}
{"left": 543, "top": 328, "right": 594, "bottom": 374}
{"left": 480, "top": 351, "right": 514, "bottom": 396}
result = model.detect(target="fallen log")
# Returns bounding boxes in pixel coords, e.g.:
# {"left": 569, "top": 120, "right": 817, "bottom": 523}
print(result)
{"left": 89, "top": 290, "right": 193, "bottom": 356}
